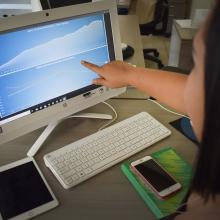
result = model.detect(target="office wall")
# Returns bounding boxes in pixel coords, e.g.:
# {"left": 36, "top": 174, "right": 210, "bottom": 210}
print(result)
{"left": 190, "top": 0, "right": 213, "bottom": 18}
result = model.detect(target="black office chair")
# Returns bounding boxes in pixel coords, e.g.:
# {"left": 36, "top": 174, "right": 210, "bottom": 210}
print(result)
{"left": 140, "top": 0, "right": 169, "bottom": 69}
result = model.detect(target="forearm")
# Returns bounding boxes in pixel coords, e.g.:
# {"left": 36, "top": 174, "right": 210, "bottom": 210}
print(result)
{"left": 81, "top": 60, "right": 188, "bottom": 113}
{"left": 129, "top": 68, "right": 188, "bottom": 114}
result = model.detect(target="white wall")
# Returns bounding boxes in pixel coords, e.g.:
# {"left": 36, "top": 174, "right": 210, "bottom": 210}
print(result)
{"left": 190, "top": 0, "right": 213, "bottom": 18}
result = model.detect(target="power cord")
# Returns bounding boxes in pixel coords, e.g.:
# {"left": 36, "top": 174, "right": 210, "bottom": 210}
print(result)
{"left": 147, "top": 98, "right": 190, "bottom": 120}
{"left": 65, "top": 101, "right": 117, "bottom": 131}
{"left": 98, "top": 101, "right": 118, "bottom": 131}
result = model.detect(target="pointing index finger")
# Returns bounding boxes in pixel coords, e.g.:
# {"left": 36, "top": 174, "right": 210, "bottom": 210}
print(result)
{"left": 81, "top": 60, "right": 103, "bottom": 75}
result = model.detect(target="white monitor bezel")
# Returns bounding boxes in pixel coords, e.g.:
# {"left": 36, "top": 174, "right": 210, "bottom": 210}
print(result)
{"left": 0, "top": 0, "right": 125, "bottom": 145}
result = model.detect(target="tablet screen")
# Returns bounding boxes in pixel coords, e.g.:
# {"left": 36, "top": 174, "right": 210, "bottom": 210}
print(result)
{"left": 0, "top": 161, "right": 53, "bottom": 220}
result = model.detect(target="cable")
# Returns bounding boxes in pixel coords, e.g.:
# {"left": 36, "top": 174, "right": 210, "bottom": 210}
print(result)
{"left": 147, "top": 98, "right": 190, "bottom": 119}
{"left": 98, "top": 101, "right": 118, "bottom": 131}
{"left": 64, "top": 102, "right": 117, "bottom": 130}
{"left": 47, "top": 0, "right": 52, "bottom": 9}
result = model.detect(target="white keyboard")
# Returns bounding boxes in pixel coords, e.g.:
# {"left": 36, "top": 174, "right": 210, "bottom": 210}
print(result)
{"left": 44, "top": 112, "right": 171, "bottom": 189}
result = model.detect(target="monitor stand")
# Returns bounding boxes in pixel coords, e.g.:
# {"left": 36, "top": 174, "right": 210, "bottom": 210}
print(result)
{"left": 27, "top": 112, "right": 112, "bottom": 157}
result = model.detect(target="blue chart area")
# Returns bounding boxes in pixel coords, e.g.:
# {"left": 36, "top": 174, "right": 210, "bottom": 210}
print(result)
{"left": 0, "top": 14, "right": 110, "bottom": 118}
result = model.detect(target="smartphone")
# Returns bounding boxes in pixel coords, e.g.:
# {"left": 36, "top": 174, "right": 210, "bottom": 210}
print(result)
{"left": 130, "top": 156, "right": 181, "bottom": 198}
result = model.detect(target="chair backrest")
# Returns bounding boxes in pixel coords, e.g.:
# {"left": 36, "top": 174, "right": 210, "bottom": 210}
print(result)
{"left": 138, "top": 0, "right": 169, "bottom": 35}
{"left": 154, "top": 0, "right": 168, "bottom": 24}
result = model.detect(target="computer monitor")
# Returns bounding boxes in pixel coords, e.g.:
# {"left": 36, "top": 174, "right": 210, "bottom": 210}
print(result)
{"left": 39, "top": 0, "right": 92, "bottom": 10}
{"left": 0, "top": 0, "right": 125, "bottom": 145}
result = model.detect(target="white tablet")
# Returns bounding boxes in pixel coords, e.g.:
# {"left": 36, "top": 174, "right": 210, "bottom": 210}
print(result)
{"left": 0, "top": 157, "right": 58, "bottom": 220}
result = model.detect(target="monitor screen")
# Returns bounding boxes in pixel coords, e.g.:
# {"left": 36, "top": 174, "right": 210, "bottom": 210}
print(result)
{"left": 0, "top": 11, "right": 115, "bottom": 122}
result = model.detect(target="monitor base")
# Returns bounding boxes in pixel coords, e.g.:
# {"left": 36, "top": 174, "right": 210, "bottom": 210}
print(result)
{"left": 27, "top": 112, "right": 112, "bottom": 157}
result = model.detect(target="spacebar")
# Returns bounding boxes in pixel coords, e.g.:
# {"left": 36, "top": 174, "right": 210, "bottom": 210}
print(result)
{"left": 91, "top": 149, "right": 130, "bottom": 171}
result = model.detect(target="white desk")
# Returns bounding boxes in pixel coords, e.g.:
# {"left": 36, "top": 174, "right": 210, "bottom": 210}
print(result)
{"left": 168, "top": 19, "right": 197, "bottom": 71}
{"left": 0, "top": 0, "right": 33, "bottom": 18}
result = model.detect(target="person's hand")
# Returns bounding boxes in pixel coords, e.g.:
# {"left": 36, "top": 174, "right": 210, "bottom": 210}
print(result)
{"left": 81, "top": 60, "right": 136, "bottom": 88}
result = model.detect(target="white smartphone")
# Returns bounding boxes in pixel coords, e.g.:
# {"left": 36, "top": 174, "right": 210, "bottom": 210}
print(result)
{"left": 130, "top": 156, "right": 181, "bottom": 198}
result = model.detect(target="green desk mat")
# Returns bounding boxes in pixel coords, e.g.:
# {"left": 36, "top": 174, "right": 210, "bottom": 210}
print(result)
{"left": 121, "top": 147, "right": 193, "bottom": 219}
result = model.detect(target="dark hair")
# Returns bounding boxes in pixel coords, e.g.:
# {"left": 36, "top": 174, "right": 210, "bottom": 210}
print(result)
{"left": 192, "top": 0, "right": 220, "bottom": 200}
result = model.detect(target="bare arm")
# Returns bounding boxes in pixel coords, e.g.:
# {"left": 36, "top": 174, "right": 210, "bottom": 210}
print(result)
{"left": 132, "top": 67, "right": 187, "bottom": 113}
{"left": 81, "top": 60, "right": 188, "bottom": 114}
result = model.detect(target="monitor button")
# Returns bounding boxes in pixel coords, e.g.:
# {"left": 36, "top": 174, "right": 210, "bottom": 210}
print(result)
{"left": 28, "top": 211, "right": 34, "bottom": 217}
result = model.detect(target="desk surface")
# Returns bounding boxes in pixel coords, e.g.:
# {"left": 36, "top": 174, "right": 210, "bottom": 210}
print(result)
{"left": 0, "top": 98, "right": 197, "bottom": 220}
